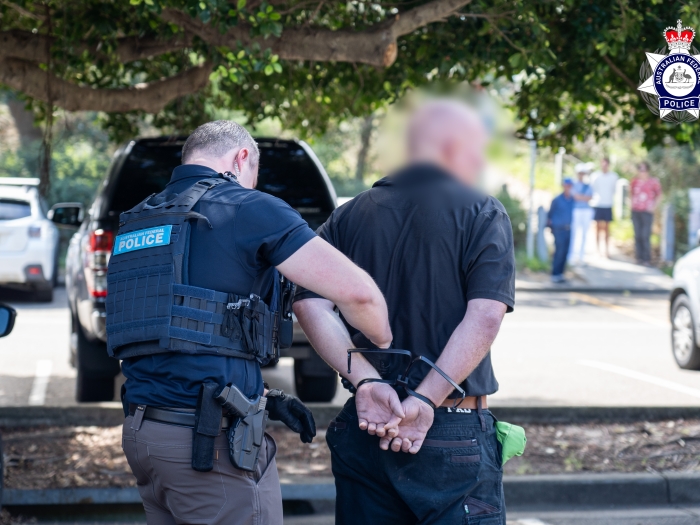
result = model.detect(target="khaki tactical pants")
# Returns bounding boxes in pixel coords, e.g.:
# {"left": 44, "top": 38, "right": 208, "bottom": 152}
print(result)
{"left": 122, "top": 416, "right": 283, "bottom": 525}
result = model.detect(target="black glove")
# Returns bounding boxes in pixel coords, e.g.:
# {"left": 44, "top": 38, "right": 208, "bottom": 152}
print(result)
{"left": 266, "top": 389, "right": 316, "bottom": 443}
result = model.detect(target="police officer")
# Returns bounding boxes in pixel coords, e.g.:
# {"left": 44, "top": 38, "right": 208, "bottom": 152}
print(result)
{"left": 108, "top": 121, "right": 392, "bottom": 525}
{"left": 294, "top": 101, "right": 515, "bottom": 524}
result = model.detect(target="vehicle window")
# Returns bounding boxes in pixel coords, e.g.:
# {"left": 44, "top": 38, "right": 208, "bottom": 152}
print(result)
{"left": 0, "top": 199, "right": 31, "bottom": 220}
{"left": 256, "top": 142, "right": 334, "bottom": 212}
{"left": 108, "top": 140, "right": 333, "bottom": 215}
{"left": 109, "top": 143, "right": 182, "bottom": 213}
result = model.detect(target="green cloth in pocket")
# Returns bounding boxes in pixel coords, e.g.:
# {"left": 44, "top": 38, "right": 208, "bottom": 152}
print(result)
{"left": 495, "top": 421, "right": 526, "bottom": 466}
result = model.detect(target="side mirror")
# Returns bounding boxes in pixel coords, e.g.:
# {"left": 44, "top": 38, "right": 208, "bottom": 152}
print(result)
{"left": 48, "top": 202, "right": 84, "bottom": 227}
{"left": 0, "top": 303, "right": 17, "bottom": 337}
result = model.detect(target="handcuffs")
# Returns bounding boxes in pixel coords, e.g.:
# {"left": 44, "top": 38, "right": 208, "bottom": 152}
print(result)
{"left": 346, "top": 348, "right": 466, "bottom": 409}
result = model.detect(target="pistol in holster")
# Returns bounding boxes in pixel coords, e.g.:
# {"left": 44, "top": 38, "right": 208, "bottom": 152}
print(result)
{"left": 215, "top": 384, "right": 268, "bottom": 472}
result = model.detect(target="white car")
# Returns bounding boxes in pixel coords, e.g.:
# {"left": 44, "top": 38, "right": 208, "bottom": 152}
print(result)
{"left": 671, "top": 246, "right": 700, "bottom": 370}
{"left": 0, "top": 178, "right": 62, "bottom": 301}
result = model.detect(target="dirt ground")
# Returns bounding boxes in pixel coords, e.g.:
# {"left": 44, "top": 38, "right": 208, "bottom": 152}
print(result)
{"left": 3, "top": 419, "right": 700, "bottom": 489}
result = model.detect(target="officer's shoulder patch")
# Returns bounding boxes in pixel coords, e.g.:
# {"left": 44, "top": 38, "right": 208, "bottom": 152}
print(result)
{"left": 113, "top": 225, "right": 172, "bottom": 255}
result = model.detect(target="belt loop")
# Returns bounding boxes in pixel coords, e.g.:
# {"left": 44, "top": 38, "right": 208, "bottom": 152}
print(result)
{"left": 476, "top": 396, "right": 486, "bottom": 432}
{"left": 131, "top": 405, "right": 146, "bottom": 431}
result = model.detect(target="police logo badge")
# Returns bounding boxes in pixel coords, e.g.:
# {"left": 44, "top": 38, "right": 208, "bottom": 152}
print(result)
{"left": 638, "top": 20, "right": 700, "bottom": 122}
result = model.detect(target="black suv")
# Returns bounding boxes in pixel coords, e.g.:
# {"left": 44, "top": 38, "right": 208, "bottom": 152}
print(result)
{"left": 64, "top": 137, "right": 339, "bottom": 403}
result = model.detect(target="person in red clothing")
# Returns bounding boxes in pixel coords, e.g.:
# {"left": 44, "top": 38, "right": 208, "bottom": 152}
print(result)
{"left": 630, "top": 161, "right": 662, "bottom": 264}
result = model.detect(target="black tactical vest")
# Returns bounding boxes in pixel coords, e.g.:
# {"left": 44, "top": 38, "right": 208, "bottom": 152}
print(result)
{"left": 105, "top": 177, "right": 291, "bottom": 365}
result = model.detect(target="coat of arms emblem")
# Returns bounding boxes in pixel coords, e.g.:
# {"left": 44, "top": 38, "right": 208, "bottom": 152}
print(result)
{"left": 639, "top": 20, "right": 700, "bottom": 121}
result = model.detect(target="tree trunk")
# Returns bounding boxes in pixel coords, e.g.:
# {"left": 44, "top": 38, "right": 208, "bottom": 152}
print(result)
{"left": 6, "top": 98, "right": 41, "bottom": 148}
{"left": 355, "top": 114, "right": 374, "bottom": 183}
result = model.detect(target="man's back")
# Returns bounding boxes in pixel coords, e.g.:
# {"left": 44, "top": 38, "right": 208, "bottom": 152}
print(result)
{"left": 312, "top": 163, "right": 514, "bottom": 395}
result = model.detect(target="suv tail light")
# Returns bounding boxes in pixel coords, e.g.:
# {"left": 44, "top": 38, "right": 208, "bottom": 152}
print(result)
{"left": 85, "top": 229, "right": 113, "bottom": 298}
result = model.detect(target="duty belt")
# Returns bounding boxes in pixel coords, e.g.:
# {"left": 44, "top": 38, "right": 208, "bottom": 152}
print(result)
{"left": 346, "top": 348, "right": 466, "bottom": 409}
{"left": 128, "top": 404, "right": 234, "bottom": 429}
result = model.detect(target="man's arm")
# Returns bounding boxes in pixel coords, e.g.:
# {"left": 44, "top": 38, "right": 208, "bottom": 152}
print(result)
{"left": 278, "top": 236, "right": 392, "bottom": 347}
{"left": 293, "top": 297, "right": 404, "bottom": 437}
{"left": 381, "top": 298, "right": 507, "bottom": 454}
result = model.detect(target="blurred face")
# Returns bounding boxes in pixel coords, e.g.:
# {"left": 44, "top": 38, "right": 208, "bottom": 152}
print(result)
{"left": 563, "top": 183, "right": 573, "bottom": 196}
{"left": 577, "top": 171, "right": 586, "bottom": 181}
{"left": 601, "top": 159, "right": 610, "bottom": 172}
{"left": 637, "top": 165, "right": 650, "bottom": 180}
{"left": 442, "top": 130, "right": 487, "bottom": 186}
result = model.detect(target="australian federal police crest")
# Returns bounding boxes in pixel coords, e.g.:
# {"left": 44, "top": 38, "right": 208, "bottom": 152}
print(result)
{"left": 639, "top": 20, "right": 700, "bottom": 120}
{"left": 113, "top": 225, "right": 172, "bottom": 255}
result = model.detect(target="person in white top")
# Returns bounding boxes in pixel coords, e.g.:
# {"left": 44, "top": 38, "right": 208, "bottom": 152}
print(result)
{"left": 589, "top": 157, "right": 619, "bottom": 258}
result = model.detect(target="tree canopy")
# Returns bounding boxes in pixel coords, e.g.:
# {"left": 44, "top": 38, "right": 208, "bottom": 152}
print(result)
{"left": 0, "top": 0, "right": 698, "bottom": 148}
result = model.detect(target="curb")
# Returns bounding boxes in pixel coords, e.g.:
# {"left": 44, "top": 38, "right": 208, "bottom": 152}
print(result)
{"left": 0, "top": 404, "right": 343, "bottom": 429}
{"left": 515, "top": 285, "right": 671, "bottom": 294}
{"left": 3, "top": 405, "right": 700, "bottom": 428}
{"left": 4, "top": 472, "right": 699, "bottom": 507}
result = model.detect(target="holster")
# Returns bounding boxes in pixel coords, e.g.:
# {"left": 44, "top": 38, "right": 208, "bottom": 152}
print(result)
{"left": 192, "top": 382, "right": 223, "bottom": 472}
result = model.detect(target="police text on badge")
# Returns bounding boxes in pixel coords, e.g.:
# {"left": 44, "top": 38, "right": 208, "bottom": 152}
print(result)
{"left": 113, "top": 225, "right": 172, "bottom": 255}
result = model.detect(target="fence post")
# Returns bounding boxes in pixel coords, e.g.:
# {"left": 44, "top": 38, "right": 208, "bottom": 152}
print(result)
{"left": 536, "top": 206, "right": 548, "bottom": 262}
{"left": 660, "top": 203, "right": 675, "bottom": 263}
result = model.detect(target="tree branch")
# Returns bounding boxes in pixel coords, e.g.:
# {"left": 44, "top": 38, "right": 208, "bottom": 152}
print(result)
{"left": 161, "top": 0, "right": 472, "bottom": 68}
{"left": 0, "top": 58, "right": 212, "bottom": 112}
{"left": 0, "top": 30, "right": 193, "bottom": 63}
{"left": 601, "top": 54, "right": 637, "bottom": 91}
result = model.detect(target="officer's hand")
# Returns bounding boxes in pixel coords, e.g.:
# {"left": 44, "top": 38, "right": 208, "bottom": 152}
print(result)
{"left": 266, "top": 390, "right": 316, "bottom": 443}
{"left": 379, "top": 395, "right": 434, "bottom": 454}
{"left": 356, "top": 382, "right": 404, "bottom": 438}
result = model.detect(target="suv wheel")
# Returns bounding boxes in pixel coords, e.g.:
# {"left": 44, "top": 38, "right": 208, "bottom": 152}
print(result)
{"left": 672, "top": 294, "right": 700, "bottom": 370}
{"left": 1, "top": 433, "right": 3, "bottom": 511}
{"left": 32, "top": 286, "right": 53, "bottom": 303}
{"left": 73, "top": 316, "right": 119, "bottom": 402}
{"left": 294, "top": 358, "right": 338, "bottom": 402}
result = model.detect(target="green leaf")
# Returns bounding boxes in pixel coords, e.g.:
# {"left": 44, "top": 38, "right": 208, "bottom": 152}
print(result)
{"left": 264, "top": 64, "right": 274, "bottom": 75}
{"left": 269, "top": 12, "right": 280, "bottom": 21}
{"left": 237, "top": 0, "right": 246, "bottom": 9}
{"left": 273, "top": 62, "right": 282, "bottom": 73}
{"left": 129, "top": 0, "right": 141, "bottom": 5}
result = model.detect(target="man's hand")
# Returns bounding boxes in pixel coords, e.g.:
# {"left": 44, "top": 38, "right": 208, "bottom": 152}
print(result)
{"left": 356, "top": 382, "right": 404, "bottom": 438}
{"left": 379, "top": 396, "right": 434, "bottom": 454}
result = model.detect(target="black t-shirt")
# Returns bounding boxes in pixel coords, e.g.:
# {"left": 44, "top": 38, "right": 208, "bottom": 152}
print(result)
{"left": 121, "top": 164, "right": 316, "bottom": 408}
{"left": 296, "top": 163, "right": 515, "bottom": 396}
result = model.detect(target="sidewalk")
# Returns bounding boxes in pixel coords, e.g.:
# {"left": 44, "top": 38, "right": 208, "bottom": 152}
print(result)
{"left": 517, "top": 226, "right": 673, "bottom": 293}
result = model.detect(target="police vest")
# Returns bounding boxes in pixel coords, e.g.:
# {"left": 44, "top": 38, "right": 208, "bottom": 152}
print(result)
{"left": 105, "top": 177, "right": 292, "bottom": 365}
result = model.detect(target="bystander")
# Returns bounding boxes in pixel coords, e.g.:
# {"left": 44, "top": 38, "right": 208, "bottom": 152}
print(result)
{"left": 548, "top": 178, "right": 575, "bottom": 284}
{"left": 630, "top": 161, "right": 661, "bottom": 265}
{"left": 568, "top": 163, "right": 593, "bottom": 265}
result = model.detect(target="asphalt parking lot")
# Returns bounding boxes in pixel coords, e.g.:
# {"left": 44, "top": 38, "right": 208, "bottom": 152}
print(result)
{"left": 0, "top": 288, "right": 696, "bottom": 408}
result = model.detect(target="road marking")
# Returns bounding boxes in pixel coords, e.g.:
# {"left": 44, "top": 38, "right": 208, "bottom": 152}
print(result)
{"left": 570, "top": 292, "right": 669, "bottom": 327}
{"left": 28, "top": 360, "right": 52, "bottom": 406}
{"left": 579, "top": 359, "right": 700, "bottom": 399}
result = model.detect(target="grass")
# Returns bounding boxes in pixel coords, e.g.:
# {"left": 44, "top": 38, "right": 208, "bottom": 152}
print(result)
{"left": 515, "top": 248, "right": 550, "bottom": 273}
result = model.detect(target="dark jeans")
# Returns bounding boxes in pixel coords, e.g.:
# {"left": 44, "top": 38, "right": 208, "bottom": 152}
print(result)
{"left": 632, "top": 211, "right": 654, "bottom": 262}
{"left": 551, "top": 227, "right": 571, "bottom": 277}
{"left": 327, "top": 398, "right": 505, "bottom": 525}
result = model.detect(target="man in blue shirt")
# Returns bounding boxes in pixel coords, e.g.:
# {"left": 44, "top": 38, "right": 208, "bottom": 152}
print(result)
{"left": 547, "top": 178, "right": 575, "bottom": 283}
{"left": 115, "top": 121, "right": 393, "bottom": 525}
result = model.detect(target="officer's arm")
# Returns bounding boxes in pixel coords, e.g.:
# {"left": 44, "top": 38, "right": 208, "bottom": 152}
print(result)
{"left": 277, "top": 237, "right": 392, "bottom": 348}
{"left": 292, "top": 297, "right": 383, "bottom": 385}
{"left": 415, "top": 298, "right": 507, "bottom": 406}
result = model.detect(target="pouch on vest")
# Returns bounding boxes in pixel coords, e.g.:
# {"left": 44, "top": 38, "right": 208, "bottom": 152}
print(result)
{"left": 495, "top": 421, "right": 527, "bottom": 465}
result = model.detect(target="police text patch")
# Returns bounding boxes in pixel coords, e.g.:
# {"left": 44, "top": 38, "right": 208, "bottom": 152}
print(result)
{"left": 113, "top": 225, "right": 172, "bottom": 255}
